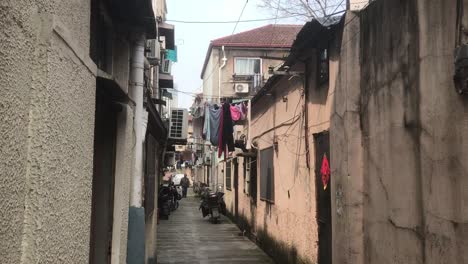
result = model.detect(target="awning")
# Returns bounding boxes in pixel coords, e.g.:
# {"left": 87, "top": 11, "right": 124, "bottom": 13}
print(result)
{"left": 158, "top": 22, "right": 175, "bottom": 50}
{"left": 145, "top": 90, "right": 167, "bottom": 144}
{"left": 110, "top": 0, "right": 157, "bottom": 38}
{"left": 96, "top": 69, "right": 132, "bottom": 104}
{"left": 236, "top": 152, "right": 257, "bottom": 158}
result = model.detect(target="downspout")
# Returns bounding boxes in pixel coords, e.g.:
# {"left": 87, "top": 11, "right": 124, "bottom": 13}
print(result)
{"left": 130, "top": 33, "right": 146, "bottom": 208}
{"left": 215, "top": 46, "right": 227, "bottom": 189}
{"left": 127, "top": 32, "right": 146, "bottom": 264}
{"left": 218, "top": 46, "right": 227, "bottom": 103}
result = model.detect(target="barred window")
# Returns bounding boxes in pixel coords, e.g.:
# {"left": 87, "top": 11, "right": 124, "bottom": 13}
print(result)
{"left": 260, "top": 147, "right": 274, "bottom": 202}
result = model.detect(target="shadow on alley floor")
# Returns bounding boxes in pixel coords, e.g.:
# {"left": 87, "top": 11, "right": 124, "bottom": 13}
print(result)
{"left": 156, "top": 189, "right": 274, "bottom": 264}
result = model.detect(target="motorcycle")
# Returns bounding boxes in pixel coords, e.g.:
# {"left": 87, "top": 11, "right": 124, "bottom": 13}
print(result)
{"left": 169, "top": 182, "right": 182, "bottom": 211}
{"left": 199, "top": 187, "right": 226, "bottom": 224}
{"left": 193, "top": 182, "right": 200, "bottom": 195}
{"left": 158, "top": 184, "right": 172, "bottom": 220}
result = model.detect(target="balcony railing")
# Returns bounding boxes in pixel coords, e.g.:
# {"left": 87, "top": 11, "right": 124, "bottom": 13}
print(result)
{"left": 233, "top": 73, "right": 264, "bottom": 92}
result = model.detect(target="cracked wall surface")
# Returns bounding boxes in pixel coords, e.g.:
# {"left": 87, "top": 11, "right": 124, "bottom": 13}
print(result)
{"left": 332, "top": 1, "right": 468, "bottom": 263}
{"left": 0, "top": 1, "right": 95, "bottom": 263}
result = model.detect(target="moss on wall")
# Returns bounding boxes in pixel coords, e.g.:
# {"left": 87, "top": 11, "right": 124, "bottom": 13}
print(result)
{"left": 228, "top": 211, "right": 312, "bottom": 264}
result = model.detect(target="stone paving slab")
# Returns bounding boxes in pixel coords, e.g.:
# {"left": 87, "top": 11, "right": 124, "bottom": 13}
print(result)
{"left": 157, "top": 190, "right": 274, "bottom": 264}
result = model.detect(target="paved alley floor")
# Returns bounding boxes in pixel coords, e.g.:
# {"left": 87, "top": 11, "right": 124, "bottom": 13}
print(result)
{"left": 156, "top": 191, "right": 274, "bottom": 264}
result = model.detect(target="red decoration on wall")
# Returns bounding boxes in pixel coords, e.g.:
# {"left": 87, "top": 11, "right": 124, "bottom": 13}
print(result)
{"left": 320, "top": 154, "right": 330, "bottom": 190}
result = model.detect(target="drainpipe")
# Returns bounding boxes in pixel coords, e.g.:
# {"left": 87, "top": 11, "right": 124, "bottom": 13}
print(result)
{"left": 218, "top": 46, "right": 227, "bottom": 103}
{"left": 215, "top": 46, "right": 227, "bottom": 189}
{"left": 246, "top": 99, "right": 252, "bottom": 150}
{"left": 127, "top": 32, "right": 146, "bottom": 264}
{"left": 130, "top": 33, "right": 146, "bottom": 208}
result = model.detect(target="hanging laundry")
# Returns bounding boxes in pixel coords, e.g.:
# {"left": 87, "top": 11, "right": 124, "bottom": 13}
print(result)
{"left": 203, "top": 105, "right": 210, "bottom": 140}
{"left": 208, "top": 104, "right": 222, "bottom": 146}
{"left": 234, "top": 102, "right": 247, "bottom": 120}
{"left": 230, "top": 105, "right": 242, "bottom": 121}
{"left": 320, "top": 154, "right": 331, "bottom": 190}
{"left": 218, "top": 103, "right": 235, "bottom": 158}
{"left": 190, "top": 96, "right": 205, "bottom": 119}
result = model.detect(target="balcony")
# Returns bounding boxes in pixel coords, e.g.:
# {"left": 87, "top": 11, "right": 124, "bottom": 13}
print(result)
{"left": 232, "top": 73, "right": 264, "bottom": 94}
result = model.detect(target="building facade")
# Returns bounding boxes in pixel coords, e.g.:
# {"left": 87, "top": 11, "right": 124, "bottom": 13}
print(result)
{"left": 332, "top": 1, "right": 468, "bottom": 263}
{"left": 194, "top": 24, "right": 302, "bottom": 191}
{"left": 0, "top": 1, "right": 171, "bottom": 264}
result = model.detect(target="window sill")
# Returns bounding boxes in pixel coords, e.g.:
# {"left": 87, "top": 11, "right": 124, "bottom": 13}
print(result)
{"left": 260, "top": 198, "right": 275, "bottom": 204}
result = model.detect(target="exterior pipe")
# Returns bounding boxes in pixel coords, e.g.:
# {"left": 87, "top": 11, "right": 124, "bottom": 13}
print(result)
{"left": 129, "top": 33, "right": 146, "bottom": 208}
{"left": 218, "top": 46, "right": 227, "bottom": 103}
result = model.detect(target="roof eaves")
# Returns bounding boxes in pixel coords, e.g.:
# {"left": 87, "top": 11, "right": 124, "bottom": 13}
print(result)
{"left": 252, "top": 16, "right": 344, "bottom": 105}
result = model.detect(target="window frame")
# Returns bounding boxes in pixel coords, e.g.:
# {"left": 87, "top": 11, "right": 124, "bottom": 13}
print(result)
{"left": 225, "top": 161, "right": 232, "bottom": 191}
{"left": 234, "top": 57, "right": 263, "bottom": 76}
{"left": 259, "top": 147, "right": 274, "bottom": 203}
{"left": 244, "top": 157, "right": 251, "bottom": 195}
{"left": 318, "top": 48, "right": 329, "bottom": 85}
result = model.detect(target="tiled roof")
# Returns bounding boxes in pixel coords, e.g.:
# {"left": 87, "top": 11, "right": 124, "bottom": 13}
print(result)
{"left": 211, "top": 24, "right": 302, "bottom": 48}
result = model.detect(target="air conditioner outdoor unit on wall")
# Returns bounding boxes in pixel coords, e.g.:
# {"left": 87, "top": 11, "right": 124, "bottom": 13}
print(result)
{"left": 234, "top": 83, "right": 249, "bottom": 94}
{"left": 350, "top": 0, "right": 369, "bottom": 11}
{"left": 169, "top": 108, "right": 188, "bottom": 140}
{"left": 146, "top": 39, "right": 160, "bottom": 65}
{"left": 161, "top": 59, "right": 172, "bottom": 74}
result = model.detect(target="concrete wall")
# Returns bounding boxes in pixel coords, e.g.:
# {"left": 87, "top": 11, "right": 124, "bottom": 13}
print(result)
{"left": 223, "top": 34, "right": 340, "bottom": 263}
{"left": 249, "top": 75, "right": 317, "bottom": 263}
{"left": 112, "top": 106, "right": 135, "bottom": 264}
{"left": 332, "top": 2, "right": 468, "bottom": 263}
{"left": 202, "top": 48, "right": 219, "bottom": 102}
{"left": 0, "top": 1, "right": 96, "bottom": 263}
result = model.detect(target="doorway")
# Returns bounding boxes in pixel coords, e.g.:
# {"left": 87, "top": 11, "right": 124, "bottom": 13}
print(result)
{"left": 89, "top": 89, "right": 118, "bottom": 264}
{"left": 314, "top": 132, "right": 331, "bottom": 264}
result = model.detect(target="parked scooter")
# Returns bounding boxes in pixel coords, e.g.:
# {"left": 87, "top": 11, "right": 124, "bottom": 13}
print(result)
{"left": 193, "top": 182, "right": 200, "bottom": 195}
{"left": 199, "top": 187, "right": 226, "bottom": 223}
{"left": 158, "top": 184, "right": 172, "bottom": 220}
{"left": 169, "top": 182, "right": 182, "bottom": 211}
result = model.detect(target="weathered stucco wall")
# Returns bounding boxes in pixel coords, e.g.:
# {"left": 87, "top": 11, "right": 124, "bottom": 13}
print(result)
{"left": 248, "top": 75, "right": 318, "bottom": 263}
{"left": 0, "top": 1, "right": 96, "bottom": 263}
{"left": 112, "top": 106, "right": 135, "bottom": 264}
{"left": 0, "top": 2, "right": 36, "bottom": 263}
{"left": 332, "top": 1, "right": 468, "bottom": 263}
{"left": 330, "top": 12, "right": 364, "bottom": 264}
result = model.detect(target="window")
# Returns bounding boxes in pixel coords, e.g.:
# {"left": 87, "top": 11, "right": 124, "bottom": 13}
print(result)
{"left": 234, "top": 58, "right": 261, "bottom": 75}
{"left": 260, "top": 147, "right": 274, "bottom": 202}
{"left": 250, "top": 157, "right": 257, "bottom": 202}
{"left": 90, "top": 0, "right": 113, "bottom": 73}
{"left": 244, "top": 157, "right": 250, "bottom": 195}
{"left": 226, "top": 161, "right": 232, "bottom": 190}
{"left": 318, "top": 49, "right": 329, "bottom": 84}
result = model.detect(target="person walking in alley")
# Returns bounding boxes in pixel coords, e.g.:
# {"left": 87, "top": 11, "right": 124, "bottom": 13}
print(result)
{"left": 180, "top": 174, "right": 190, "bottom": 198}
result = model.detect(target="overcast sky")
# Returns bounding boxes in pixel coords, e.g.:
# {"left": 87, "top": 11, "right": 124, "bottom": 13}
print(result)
{"left": 166, "top": 0, "right": 302, "bottom": 108}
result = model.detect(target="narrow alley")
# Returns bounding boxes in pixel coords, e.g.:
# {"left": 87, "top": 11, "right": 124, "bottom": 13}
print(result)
{"left": 157, "top": 190, "right": 274, "bottom": 264}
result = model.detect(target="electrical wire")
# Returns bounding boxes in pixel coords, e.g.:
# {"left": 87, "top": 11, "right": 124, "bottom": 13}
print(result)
{"left": 166, "top": 14, "right": 302, "bottom": 24}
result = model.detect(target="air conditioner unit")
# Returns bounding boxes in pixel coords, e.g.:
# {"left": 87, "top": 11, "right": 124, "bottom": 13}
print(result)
{"left": 350, "top": 0, "right": 369, "bottom": 11}
{"left": 234, "top": 83, "right": 249, "bottom": 94}
{"left": 159, "top": 35, "right": 166, "bottom": 50}
{"left": 146, "top": 39, "right": 160, "bottom": 65}
{"left": 161, "top": 59, "right": 172, "bottom": 74}
{"left": 169, "top": 108, "right": 188, "bottom": 141}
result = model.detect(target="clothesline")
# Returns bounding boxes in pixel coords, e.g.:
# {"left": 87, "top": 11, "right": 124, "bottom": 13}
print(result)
{"left": 191, "top": 101, "right": 248, "bottom": 160}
